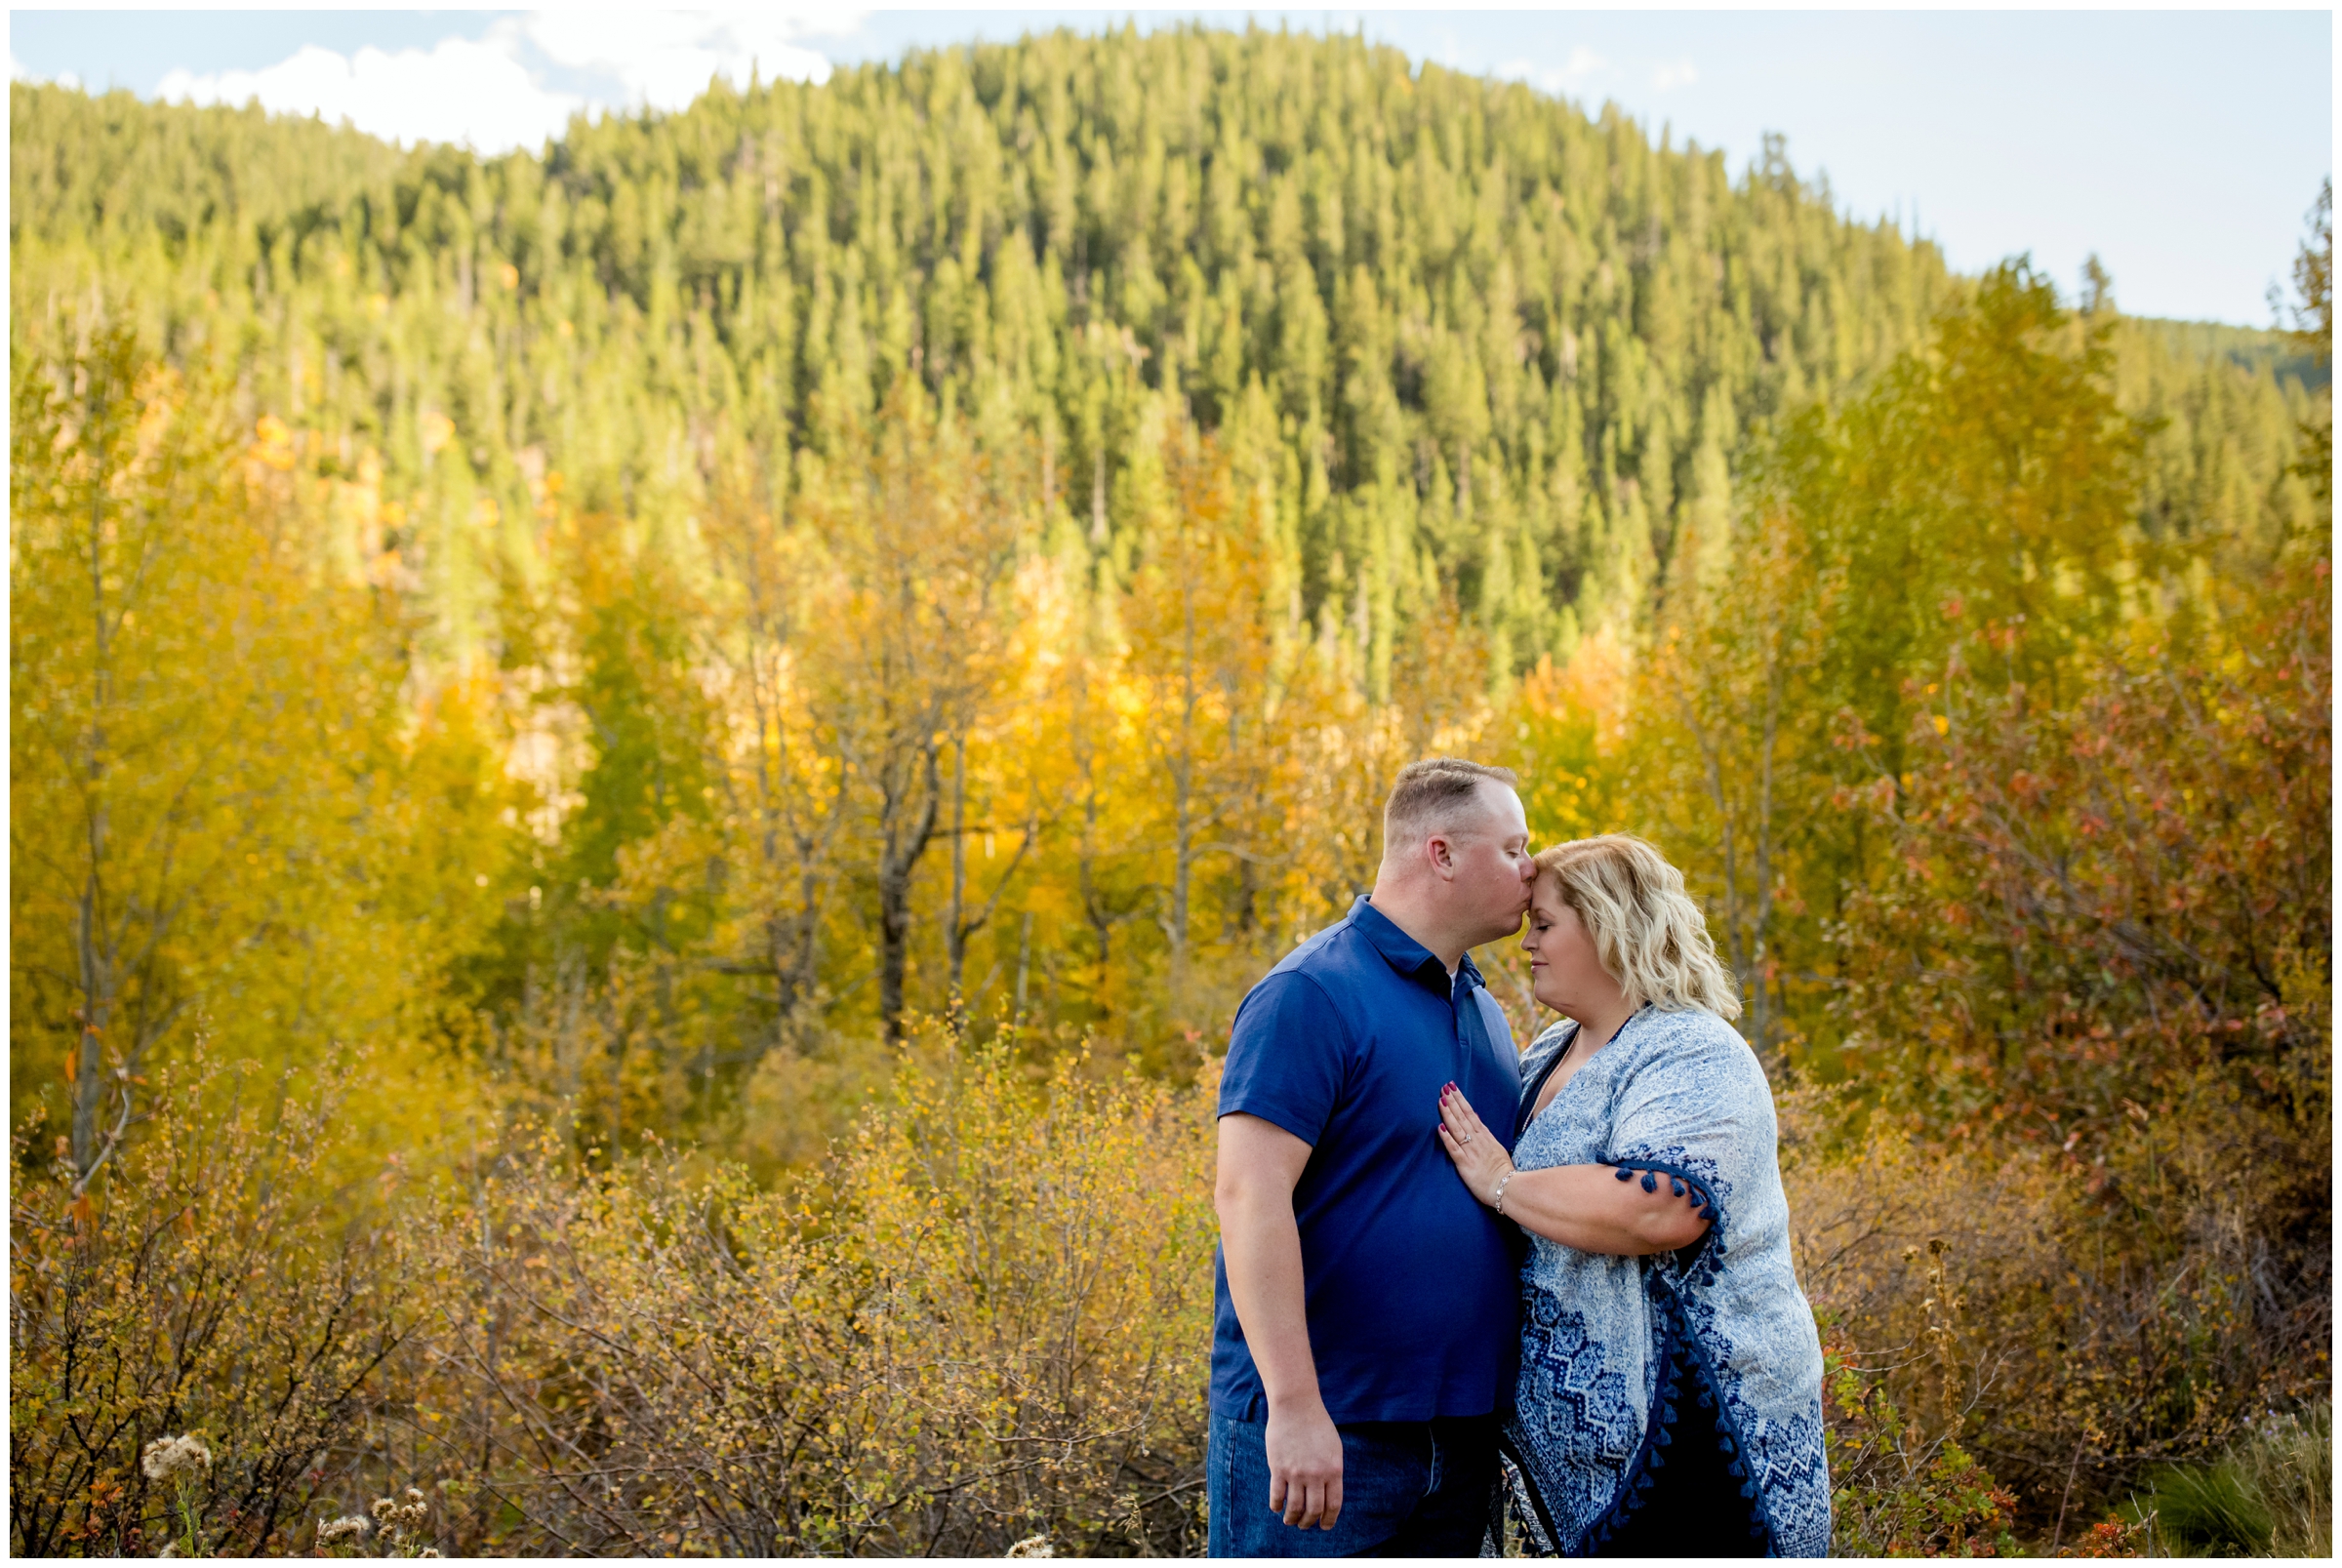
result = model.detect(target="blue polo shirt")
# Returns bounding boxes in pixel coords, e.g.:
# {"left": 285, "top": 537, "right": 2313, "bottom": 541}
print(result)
{"left": 1210, "top": 896, "right": 1523, "bottom": 1424}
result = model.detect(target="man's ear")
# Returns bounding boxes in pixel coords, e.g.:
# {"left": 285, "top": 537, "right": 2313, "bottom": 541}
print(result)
{"left": 1426, "top": 830, "right": 1458, "bottom": 879}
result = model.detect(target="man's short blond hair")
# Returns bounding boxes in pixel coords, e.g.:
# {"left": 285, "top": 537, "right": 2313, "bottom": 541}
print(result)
{"left": 1382, "top": 757, "right": 1519, "bottom": 854}
{"left": 1534, "top": 834, "right": 1743, "bottom": 1019}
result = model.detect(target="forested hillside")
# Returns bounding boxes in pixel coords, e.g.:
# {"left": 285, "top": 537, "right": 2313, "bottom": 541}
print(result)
{"left": 7, "top": 29, "right": 2310, "bottom": 663}
{"left": 10, "top": 27, "right": 2330, "bottom": 1556}
{"left": 13, "top": 27, "right": 1963, "bottom": 676}
{"left": 15, "top": 30, "right": 2319, "bottom": 665}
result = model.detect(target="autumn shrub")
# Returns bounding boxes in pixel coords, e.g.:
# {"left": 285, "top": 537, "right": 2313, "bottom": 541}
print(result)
{"left": 8, "top": 1055, "right": 425, "bottom": 1557}
{"left": 1790, "top": 1107, "right": 2043, "bottom": 1554}
{"left": 1788, "top": 541, "right": 2333, "bottom": 1533}
{"left": 17, "top": 1019, "right": 2328, "bottom": 1558}
{"left": 1786, "top": 1079, "right": 2328, "bottom": 1548}
{"left": 399, "top": 1024, "right": 1218, "bottom": 1556}
{"left": 1790, "top": 1093, "right": 2330, "bottom": 1540}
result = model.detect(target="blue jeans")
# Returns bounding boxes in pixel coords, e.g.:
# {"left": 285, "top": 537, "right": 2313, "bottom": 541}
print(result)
{"left": 1206, "top": 1410, "right": 1499, "bottom": 1557}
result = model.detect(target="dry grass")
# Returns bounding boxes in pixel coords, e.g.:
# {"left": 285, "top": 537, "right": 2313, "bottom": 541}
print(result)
{"left": 2123, "top": 1406, "right": 2331, "bottom": 1557}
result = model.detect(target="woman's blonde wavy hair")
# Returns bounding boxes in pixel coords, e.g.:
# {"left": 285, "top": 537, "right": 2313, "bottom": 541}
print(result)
{"left": 1534, "top": 834, "right": 1743, "bottom": 1020}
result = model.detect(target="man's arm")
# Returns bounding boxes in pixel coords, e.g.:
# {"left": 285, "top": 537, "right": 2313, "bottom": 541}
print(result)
{"left": 1215, "top": 1111, "right": 1345, "bottom": 1532}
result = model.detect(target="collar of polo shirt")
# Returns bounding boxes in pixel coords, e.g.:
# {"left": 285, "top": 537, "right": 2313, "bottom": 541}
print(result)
{"left": 1351, "top": 895, "right": 1484, "bottom": 993}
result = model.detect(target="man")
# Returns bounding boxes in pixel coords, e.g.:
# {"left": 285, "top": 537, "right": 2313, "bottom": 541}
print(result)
{"left": 1209, "top": 757, "right": 1537, "bottom": 1557}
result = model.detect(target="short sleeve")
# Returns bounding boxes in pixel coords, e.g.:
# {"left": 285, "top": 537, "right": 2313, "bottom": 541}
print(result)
{"left": 1610, "top": 1024, "right": 1763, "bottom": 1165}
{"left": 1606, "top": 1013, "right": 1771, "bottom": 1266}
{"left": 1217, "top": 971, "right": 1350, "bottom": 1147}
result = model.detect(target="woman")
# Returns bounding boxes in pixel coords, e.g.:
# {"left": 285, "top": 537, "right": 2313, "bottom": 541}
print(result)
{"left": 1433, "top": 834, "right": 1830, "bottom": 1557}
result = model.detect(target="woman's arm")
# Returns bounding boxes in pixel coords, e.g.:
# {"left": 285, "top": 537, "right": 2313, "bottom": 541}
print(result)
{"left": 1486, "top": 1163, "right": 1710, "bottom": 1255}
{"left": 1436, "top": 1083, "right": 1711, "bottom": 1257}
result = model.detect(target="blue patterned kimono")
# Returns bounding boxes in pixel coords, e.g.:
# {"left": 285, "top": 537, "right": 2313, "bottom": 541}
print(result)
{"left": 1499, "top": 1005, "right": 1831, "bottom": 1557}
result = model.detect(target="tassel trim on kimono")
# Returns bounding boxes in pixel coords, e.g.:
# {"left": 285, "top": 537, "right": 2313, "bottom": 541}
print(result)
{"left": 1605, "top": 1156, "right": 1728, "bottom": 1285}
{"left": 1577, "top": 1278, "right": 1783, "bottom": 1556}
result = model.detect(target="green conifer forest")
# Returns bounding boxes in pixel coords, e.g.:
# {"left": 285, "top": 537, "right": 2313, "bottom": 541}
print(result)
{"left": 15, "top": 29, "right": 2317, "bottom": 672}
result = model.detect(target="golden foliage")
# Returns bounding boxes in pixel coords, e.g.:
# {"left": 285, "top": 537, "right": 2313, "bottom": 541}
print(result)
{"left": 10, "top": 322, "right": 510, "bottom": 1185}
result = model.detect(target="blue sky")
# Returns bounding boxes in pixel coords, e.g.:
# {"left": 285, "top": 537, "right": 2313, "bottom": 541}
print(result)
{"left": 9, "top": 7, "right": 2332, "bottom": 325}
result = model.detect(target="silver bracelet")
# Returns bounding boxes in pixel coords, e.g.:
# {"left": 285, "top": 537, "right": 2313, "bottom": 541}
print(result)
{"left": 1491, "top": 1169, "right": 1516, "bottom": 1216}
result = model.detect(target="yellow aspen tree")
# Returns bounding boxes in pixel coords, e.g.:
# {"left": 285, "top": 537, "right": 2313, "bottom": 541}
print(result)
{"left": 798, "top": 379, "right": 1024, "bottom": 1040}
{"left": 13, "top": 324, "right": 509, "bottom": 1182}
{"left": 1117, "top": 415, "right": 1288, "bottom": 1035}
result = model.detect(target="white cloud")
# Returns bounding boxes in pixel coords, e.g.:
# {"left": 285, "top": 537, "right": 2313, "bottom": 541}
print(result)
{"left": 522, "top": 10, "right": 841, "bottom": 112}
{"left": 147, "top": 10, "right": 855, "bottom": 153}
{"left": 1652, "top": 60, "right": 1699, "bottom": 91}
{"left": 1558, "top": 46, "right": 1614, "bottom": 87}
{"left": 158, "top": 30, "right": 583, "bottom": 151}
{"left": 1494, "top": 45, "right": 1613, "bottom": 98}
{"left": 13, "top": 51, "right": 81, "bottom": 90}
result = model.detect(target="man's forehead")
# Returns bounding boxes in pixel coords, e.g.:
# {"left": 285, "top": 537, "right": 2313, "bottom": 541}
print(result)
{"left": 1454, "top": 781, "right": 1528, "bottom": 836}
